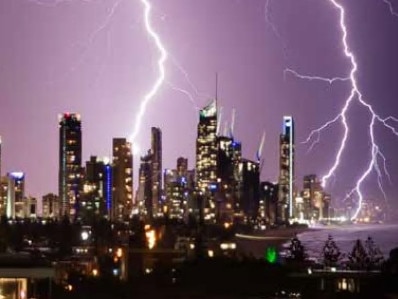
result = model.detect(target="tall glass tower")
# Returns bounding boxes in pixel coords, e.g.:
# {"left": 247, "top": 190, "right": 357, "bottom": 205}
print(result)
{"left": 278, "top": 116, "right": 295, "bottom": 222}
{"left": 196, "top": 100, "right": 218, "bottom": 220}
{"left": 58, "top": 113, "right": 82, "bottom": 219}
{"left": 112, "top": 138, "right": 133, "bottom": 221}
{"left": 151, "top": 127, "right": 162, "bottom": 217}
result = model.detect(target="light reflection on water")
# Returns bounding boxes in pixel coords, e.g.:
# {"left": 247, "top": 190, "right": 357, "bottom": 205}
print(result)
{"left": 294, "top": 223, "right": 398, "bottom": 260}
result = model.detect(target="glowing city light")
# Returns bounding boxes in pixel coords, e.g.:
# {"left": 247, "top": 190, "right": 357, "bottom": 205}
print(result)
{"left": 145, "top": 229, "right": 156, "bottom": 249}
{"left": 265, "top": 247, "right": 277, "bottom": 264}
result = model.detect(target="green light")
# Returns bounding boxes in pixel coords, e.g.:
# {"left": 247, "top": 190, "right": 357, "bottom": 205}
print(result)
{"left": 265, "top": 247, "right": 277, "bottom": 264}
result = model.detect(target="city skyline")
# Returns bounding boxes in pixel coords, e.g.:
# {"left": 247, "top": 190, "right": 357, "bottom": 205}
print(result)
{"left": 1, "top": 0, "right": 398, "bottom": 209}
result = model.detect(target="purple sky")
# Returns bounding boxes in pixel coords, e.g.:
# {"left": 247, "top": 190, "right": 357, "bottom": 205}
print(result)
{"left": 1, "top": 0, "right": 398, "bottom": 209}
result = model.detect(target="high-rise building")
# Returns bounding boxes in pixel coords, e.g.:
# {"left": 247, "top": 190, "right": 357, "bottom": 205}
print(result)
{"left": 164, "top": 157, "right": 194, "bottom": 220}
{"left": 42, "top": 193, "right": 59, "bottom": 219}
{"left": 217, "top": 136, "right": 241, "bottom": 223}
{"left": 151, "top": 127, "right": 162, "bottom": 217}
{"left": 302, "top": 174, "right": 330, "bottom": 220}
{"left": 137, "top": 151, "right": 152, "bottom": 219}
{"left": 196, "top": 100, "right": 218, "bottom": 221}
{"left": 112, "top": 138, "right": 133, "bottom": 221}
{"left": 58, "top": 113, "right": 82, "bottom": 219}
{"left": 177, "top": 157, "right": 188, "bottom": 177}
{"left": 25, "top": 196, "right": 37, "bottom": 219}
{"left": 278, "top": 116, "right": 295, "bottom": 223}
{"left": 237, "top": 159, "right": 260, "bottom": 221}
{"left": 259, "top": 182, "right": 279, "bottom": 224}
{"left": 81, "top": 156, "right": 112, "bottom": 222}
{"left": 7, "top": 172, "right": 25, "bottom": 219}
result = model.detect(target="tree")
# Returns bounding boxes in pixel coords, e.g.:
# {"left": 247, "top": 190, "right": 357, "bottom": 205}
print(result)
{"left": 286, "top": 234, "right": 306, "bottom": 263}
{"left": 364, "top": 236, "right": 384, "bottom": 269}
{"left": 322, "top": 234, "right": 342, "bottom": 267}
{"left": 348, "top": 239, "right": 368, "bottom": 269}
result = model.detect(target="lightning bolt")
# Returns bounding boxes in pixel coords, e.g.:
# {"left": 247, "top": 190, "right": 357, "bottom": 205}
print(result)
{"left": 291, "top": 0, "right": 398, "bottom": 221}
{"left": 129, "top": 0, "right": 167, "bottom": 146}
{"left": 383, "top": 0, "right": 398, "bottom": 18}
{"left": 170, "top": 55, "right": 212, "bottom": 101}
{"left": 284, "top": 68, "right": 349, "bottom": 85}
{"left": 166, "top": 81, "right": 199, "bottom": 111}
{"left": 264, "top": 0, "right": 281, "bottom": 39}
{"left": 36, "top": 0, "right": 124, "bottom": 85}
{"left": 263, "top": 0, "right": 288, "bottom": 61}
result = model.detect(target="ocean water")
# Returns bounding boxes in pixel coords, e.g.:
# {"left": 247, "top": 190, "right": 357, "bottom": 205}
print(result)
{"left": 296, "top": 223, "right": 398, "bottom": 260}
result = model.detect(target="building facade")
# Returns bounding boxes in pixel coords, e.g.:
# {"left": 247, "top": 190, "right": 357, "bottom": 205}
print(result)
{"left": 300, "top": 174, "right": 331, "bottom": 221}
{"left": 137, "top": 151, "right": 152, "bottom": 219}
{"left": 42, "top": 193, "right": 59, "bottom": 219}
{"left": 164, "top": 157, "right": 195, "bottom": 220}
{"left": 217, "top": 136, "right": 242, "bottom": 223}
{"left": 112, "top": 138, "right": 133, "bottom": 221}
{"left": 196, "top": 100, "right": 218, "bottom": 221}
{"left": 237, "top": 159, "right": 260, "bottom": 222}
{"left": 81, "top": 156, "right": 112, "bottom": 222}
{"left": 259, "top": 181, "right": 279, "bottom": 225}
{"left": 278, "top": 116, "right": 295, "bottom": 223}
{"left": 7, "top": 172, "right": 25, "bottom": 219}
{"left": 151, "top": 127, "right": 162, "bottom": 217}
{"left": 58, "top": 113, "right": 82, "bottom": 220}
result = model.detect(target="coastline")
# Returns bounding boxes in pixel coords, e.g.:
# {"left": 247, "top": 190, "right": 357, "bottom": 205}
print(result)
{"left": 235, "top": 226, "right": 321, "bottom": 259}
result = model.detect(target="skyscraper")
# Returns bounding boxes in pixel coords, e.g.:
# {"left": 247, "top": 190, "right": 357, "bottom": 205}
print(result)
{"left": 237, "top": 159, "right": 260, "bottom": 221}
{"left": 164, "top": 157, "right": 193, "bottom": 220}
{"left": 7, "top": 172, "right": 25, "bottom": 219}
{"left": 137, "top": 151, "right": 152, "bottom": 219}
{"left": 151, "top": 127, "right": 162, "bottom": 217}
{"left": 112, "top": 138, "right": 133, "bottom": 221}
{"left": 58, "top": 113, "right": 82, "bottom": 219}
{"left": 278, "top": 116, "right": 295, "bottom": 223}
{"left": 42, "top": 193, "right": 59, "bottom": 219}
{"left": 302, "top": 174, "right": 329, "bottom": 220}
{"left": 81, "top": 156, "right": 113, "bottom": 221}
{"left": 259, "top": 181, "right": 279, "bottom": 224}
{"left": 217, "top": 136, "right": 241, "bottom": 222}
{"left": 25, "top": 196, "right": 37, "bottom": 219}
{"left": 196, "top": 100, "right": 218, "bottom": 220}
